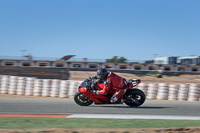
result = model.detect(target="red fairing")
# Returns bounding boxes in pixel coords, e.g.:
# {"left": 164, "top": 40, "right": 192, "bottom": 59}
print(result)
{"left": 96, "top": 83, "right": 104, "bottom": 90}
{"left": 78, "top": 86, "right": 109, "bottom": 104}
{"left": 78, "top": 87, "right": 87, "bottom": 93}
{"left": 128, "top": 79, "right": 141, "bottom": 89}
{"left": 96, "top": 83, "right": 116, "bottom": 94}
{"left": 137, "top": 79, "right": 141, "bottom": 84}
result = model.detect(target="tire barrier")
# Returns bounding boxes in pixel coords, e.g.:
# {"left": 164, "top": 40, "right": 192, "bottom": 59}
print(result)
{"left": 168, "top": 84, "right": 179, "bottom": 101}
{"left": 59, "top": 80, "right": 70, "bottom": 98}
{"left": 178, "top": 84, "right": 189, "bottom": 101}
{"left": 0, "top": 75, "right": 200, "bottom": 102}
{"left": 68, "top": 81, "right": 82, "bottom": 98}
{"left": 25, "top": 77, "right": 35, "bottom": 96}
{"left": 8, "top": 76, "right": 18, "bottom": 95}
{"left": 0, "top": 75, "right": 1, "bottom": 92}
{"left": 33, "top": 79, "right": 43, "bottom": 96}
{"left": 157, "top": 83, "right": 169, "bottom": 100}
{"left": 188, "top": 84, "right": 200, "bottom": 102}
{"left": 147, "top": 84, "right": 158, "bottom": 100}
{"left": 42, "top": 79, "right": 51, "bottom": 97}
{"left": 0, "top": 75, "right": 10, "bottom": 94}
{"left": 16, "top": 77, "right": 26, "bottom": 95}
{"left": 50, "top": 79, "right": 60, "bottom": 97}
{"left": 138, "top": 83, "right": 148, "bottom": 96}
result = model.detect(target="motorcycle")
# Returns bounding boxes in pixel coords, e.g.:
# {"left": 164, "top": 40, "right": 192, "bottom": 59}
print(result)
{"left": 74, "top": 76, "right": 146, "bottom": 107}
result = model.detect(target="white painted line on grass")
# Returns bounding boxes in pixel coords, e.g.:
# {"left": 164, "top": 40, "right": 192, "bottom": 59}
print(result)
{"left": 66, "top": 114, "right": 200, "bottom": 120}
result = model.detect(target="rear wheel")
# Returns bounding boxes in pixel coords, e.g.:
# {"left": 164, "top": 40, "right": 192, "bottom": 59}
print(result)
{"left": 74, "top": 92, "right": 93, "bottom": 106}
{"left": 124, "top": 89, "right": 146, "bottom": 107}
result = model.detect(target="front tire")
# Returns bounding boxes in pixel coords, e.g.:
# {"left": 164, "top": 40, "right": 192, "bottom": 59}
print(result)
{"left": 124, "top": 89, "right": 146, "bottom": 107}
{"left": 74, "top": 92, "right": 93, "bottom": 106}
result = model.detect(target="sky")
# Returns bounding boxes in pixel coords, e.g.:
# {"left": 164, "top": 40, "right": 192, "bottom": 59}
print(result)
{"left": 0, "top": 0, "right": 200, "bottom": 61}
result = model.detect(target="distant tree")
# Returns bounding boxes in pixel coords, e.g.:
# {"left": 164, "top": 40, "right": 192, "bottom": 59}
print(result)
{"left": 130, "top": 62, "right": 139, "bottom": 64}
{"left": 106, "top": 56, "right": 118, "bottom": 63}
{"left": 106, "top": 56, "right": 127, "bottom": 63}
{"left": 144, "top": 60, "right": 154, "bottom": 64}
{"left": 118, "top": 57, "right": 127, "bottom": 63}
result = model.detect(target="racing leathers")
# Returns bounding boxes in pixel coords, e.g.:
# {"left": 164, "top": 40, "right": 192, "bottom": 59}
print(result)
{"left": 97, "top": 71, "right": 127, "bottom": 103}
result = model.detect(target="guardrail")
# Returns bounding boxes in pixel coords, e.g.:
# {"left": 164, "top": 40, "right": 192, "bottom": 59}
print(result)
{"left": 0, "top": 75, "right": 199, "bottom": 102}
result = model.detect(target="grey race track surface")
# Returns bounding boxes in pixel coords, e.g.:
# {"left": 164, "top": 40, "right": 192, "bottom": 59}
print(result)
{"left": 0, "top": 97, "right": 200, "bottom": 116}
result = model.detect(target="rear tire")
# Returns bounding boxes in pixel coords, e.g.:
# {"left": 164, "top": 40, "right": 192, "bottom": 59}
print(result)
{"left": 74, "top": 92, "right": 93, "bottom": 106}
{"left": 124, "top": 89, "right": 146, "bottom": 107}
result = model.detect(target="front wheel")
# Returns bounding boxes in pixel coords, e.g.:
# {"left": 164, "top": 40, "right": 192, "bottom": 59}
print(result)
{"left": 74, "top": 92, "right": 93, "bottom": 106}
{"left": 124, "top": 89, "right": 146, "bottom": 107}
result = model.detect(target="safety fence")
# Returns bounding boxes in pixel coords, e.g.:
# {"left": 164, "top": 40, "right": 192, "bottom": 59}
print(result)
{"left": 0, "top": 75, "right": 200, "bottom": 102}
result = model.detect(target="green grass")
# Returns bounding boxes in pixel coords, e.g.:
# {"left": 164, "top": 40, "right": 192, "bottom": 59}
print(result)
{"left": 0, "top": 117, "right": 200, "bottom": 129}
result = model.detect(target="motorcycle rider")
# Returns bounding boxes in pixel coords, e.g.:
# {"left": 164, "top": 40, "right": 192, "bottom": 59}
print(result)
{"left": 92, "top": 68, "right": 127, "bottom": 103}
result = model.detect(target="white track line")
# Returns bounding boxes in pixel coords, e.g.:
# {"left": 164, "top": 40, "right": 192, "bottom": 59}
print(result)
{"left": 66, "top": 114, "right": 200, "bottom": 120}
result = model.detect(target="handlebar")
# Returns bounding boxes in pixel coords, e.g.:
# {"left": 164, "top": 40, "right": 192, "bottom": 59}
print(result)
{"left": 86, "top": 76, "right": 99, "bottom": 91}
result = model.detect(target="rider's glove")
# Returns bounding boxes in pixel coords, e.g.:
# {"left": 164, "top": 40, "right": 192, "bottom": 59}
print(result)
{"left": 93, "top": 76, "right": 98, "bottom": 79}
{"left": 91, "top": 82, "right": 96, "bottom": 89}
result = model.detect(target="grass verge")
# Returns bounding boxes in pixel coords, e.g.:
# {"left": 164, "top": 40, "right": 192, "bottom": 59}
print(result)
{"left": 0, "top": 117, "right": 200, "bottom": 129}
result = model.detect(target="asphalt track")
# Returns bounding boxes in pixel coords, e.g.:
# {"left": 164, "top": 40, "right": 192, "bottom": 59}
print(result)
{"left": 0, "top": 97, "right": 200, "bottom": 117}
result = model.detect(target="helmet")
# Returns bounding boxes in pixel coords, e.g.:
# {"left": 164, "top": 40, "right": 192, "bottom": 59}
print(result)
{"left": 97, "top": 68, "right": 108, "bottom": 80}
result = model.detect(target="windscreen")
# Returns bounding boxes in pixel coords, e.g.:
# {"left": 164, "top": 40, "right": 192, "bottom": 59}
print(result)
{"left": 80, "top": 77, "right": 90, "bottom": 87}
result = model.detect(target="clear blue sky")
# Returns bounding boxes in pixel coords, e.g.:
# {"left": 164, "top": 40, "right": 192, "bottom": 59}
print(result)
{"left": 0, "top": 0, "right": 200, "bottom": 61}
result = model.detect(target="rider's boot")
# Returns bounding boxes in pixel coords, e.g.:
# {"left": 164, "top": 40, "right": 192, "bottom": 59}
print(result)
{"left": 110, "top": 98, "right": 123, "bottom": 104}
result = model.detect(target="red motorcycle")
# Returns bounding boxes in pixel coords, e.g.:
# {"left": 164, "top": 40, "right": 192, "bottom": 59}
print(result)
{"left": 74, "top": 76, "right": 146, "bottom": 107}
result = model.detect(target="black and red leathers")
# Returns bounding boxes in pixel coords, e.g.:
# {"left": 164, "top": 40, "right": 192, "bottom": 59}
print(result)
{"left": 98, "top": 71, "right": 127, "bottom": 102}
